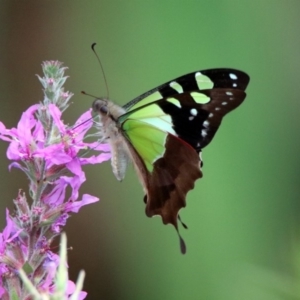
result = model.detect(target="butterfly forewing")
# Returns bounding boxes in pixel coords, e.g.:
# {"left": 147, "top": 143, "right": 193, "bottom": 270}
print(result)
{"left": 119, "top": 69, "right": 249, "bottom": 151}
{"left": 123, "top": 68, "right": 249, "bottom": 111}
{"left": 153, "top": 88, "right": 247, "bottom": 151}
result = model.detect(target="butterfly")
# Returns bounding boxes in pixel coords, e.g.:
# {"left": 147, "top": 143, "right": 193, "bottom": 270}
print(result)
{"left": 92, "top": 68, "right": 250, "bottom": 253}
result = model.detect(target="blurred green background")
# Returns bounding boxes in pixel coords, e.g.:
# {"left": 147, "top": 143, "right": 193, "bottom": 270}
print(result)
{"left": 1, "top": 1, "right": 300, "bottom": 299}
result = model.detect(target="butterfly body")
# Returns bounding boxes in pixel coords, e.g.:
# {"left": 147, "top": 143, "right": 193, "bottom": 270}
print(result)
{"left": 93, "top": 68, "right": 250, "bottom": 253}
{"left": 93, "top": 99, "right": 130, "bottom": 180}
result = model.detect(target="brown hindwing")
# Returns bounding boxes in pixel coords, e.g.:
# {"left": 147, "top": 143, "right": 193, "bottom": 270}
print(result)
{"left": 143, "top": 134, "right": 202, "bottom": 229}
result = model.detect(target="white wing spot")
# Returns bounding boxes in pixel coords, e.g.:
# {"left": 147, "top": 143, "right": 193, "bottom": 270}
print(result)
{"left": 170, "top": 81, "right": 183, "bottom": 93}
{"left": 201, "top": 129, "right": 207, "bottom": 137}
{"left": 215, "top": 107, "right": 221, "bottom": 111}
{"left": 208, "top": 113, "right": 214, "bottom": 118}
{"left": 226, "top": 91, "right": 233, "bottom": 96}
{"left": 189, "top": 116, "right": 194, "bottom": 121}
{"left": 190, "top": 108, "right": 198, "bottom": 116}
{"left": 203, "top": 120, "right": 209, "bottom": 127}
{"left": 222, "top": 102, "right": 227, "bottom": 105}
{"left": 229, "top": 73, "right": 238, "bottom": 80}
{"left": 233, "top": 83, "right": 237, "bottom": 87}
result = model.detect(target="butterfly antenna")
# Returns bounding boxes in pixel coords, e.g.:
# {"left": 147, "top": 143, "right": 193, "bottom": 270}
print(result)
{"left": 91, "top": 43, "right": 110, "bottom": 99}
{"left": 81, "top": 90, "right": 102, "bottom": 99}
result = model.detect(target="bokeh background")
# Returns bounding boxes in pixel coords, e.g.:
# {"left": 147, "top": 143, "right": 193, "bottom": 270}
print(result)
{"left": 1, "top": 1, "right": 300, "bottom": 299}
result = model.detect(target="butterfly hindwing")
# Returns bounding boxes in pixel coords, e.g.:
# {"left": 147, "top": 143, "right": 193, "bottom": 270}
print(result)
{"left": 122, "top": 118, "right": 202, "bottom": 253}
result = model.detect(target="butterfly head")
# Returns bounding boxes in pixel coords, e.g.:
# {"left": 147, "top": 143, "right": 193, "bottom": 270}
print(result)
{"left": 92, "top": 98, "right": 126, "bottom": 122}
{"left": 92, "top": 99, "right": 109, "bottom": 115}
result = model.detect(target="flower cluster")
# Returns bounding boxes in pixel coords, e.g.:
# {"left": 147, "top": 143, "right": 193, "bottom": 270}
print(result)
{"left": 0, "top": 61, "right": 110, "bottom": 299}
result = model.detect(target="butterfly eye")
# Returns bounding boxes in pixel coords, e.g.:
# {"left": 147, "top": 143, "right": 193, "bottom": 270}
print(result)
{"left": 92, "top": 99, "right": 108, "bottom": 114}
{"left": 100, "top": 106, "right": 108, "bottom": 114}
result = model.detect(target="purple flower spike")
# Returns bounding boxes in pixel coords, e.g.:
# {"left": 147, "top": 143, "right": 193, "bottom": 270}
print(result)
{"left": 0, "top": 61, "right": 110, "bottom": 299}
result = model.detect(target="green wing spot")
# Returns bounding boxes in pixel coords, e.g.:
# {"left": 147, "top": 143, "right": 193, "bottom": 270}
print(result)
{"left": 169, "top": 81, "right": 183, "bottom": 93}
{"left": 127, "top": 91, "right": 163, "bottom": 111}
{"left": 166, "top": 97, "right": 182, "bottom": 108}
{"left": 126, "top": 101, "right": 164, "bottom": 119}
{"left": 122, "top": 103, "right": 176, "bottom": 135}
{"left": 122, "top": 119, "right": 167, "bottom": 172}
{"left": 190, "top": 92, "right": 210, "bottom": 104}
{"left": 195, "top": 72, "right": 214, "bottom": 89}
